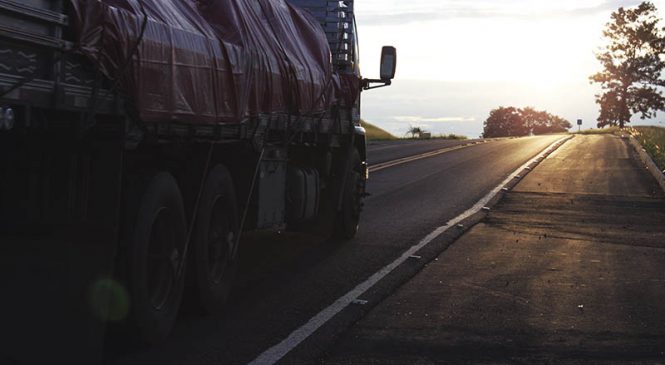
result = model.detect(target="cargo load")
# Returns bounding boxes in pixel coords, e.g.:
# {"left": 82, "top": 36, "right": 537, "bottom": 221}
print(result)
{"left": 70, "top": 0, "right": 348, "bottom": 124}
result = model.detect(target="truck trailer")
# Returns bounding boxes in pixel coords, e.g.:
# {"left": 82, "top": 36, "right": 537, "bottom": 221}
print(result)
{"left": 0, "top": 0, "right": 395, "bottom": 347}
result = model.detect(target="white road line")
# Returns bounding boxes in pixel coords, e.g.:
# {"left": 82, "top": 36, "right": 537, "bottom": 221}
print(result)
{"left": 248, "top": 136, "right": 572, "bottom": 365}
{"left": 369, "top": 143, "right": 476, "bottom": 173}
{"left": 367, "top": 139, "right": 481, "bottom": 153}
{"left": 369, "top": 138, "right": 503, "bottom": 173}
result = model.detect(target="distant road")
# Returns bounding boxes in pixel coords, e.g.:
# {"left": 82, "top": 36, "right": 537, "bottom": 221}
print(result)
{"left": 111, "top": 135, "right": 564, "bottom": 365}
{"left": 366, "top": 138, "right": 487, "bottom": 165}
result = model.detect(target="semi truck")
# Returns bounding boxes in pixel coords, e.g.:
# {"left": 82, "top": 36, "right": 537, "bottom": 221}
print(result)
{"left": 0, "top": 0, "right": 395, "bottom": 346}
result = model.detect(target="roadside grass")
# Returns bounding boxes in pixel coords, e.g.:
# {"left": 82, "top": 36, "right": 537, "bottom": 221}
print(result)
{"left": 361, "top": 120, "right": 468, "bottom": 141}
{"left": 575, "top": 126, "right": 621, "bottom": 135}
{"left": 361, "top": 120, "right": 397, "bottom": 141}
{"left": 628, "top": 126, "right": 665, "bottom": 171}
{"left": 403, "top": 133, "right": 469, "bottom": 140}
{"left": 404, "top": 132, "right": 469, "bottom": 140}
{"left": 431, "top": 133, "right": 468, "bottom": 140}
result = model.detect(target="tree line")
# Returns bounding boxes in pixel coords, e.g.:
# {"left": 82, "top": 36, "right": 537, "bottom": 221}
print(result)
{"left": 483, "top": 107, "right": 572, "bottom": 138}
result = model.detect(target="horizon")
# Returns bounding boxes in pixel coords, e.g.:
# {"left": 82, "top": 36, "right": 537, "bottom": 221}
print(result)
{"left": 355, "top": 0, "right": 665, "bottom": 138}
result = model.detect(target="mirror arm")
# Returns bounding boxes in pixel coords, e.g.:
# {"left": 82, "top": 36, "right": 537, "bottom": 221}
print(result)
{"left": 362, "top": 78, "right": 392, "bottom": 91}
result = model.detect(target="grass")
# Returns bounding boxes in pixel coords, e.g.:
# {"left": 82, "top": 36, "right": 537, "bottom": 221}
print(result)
{"left": 441, "top": 133, "right": 468, "bottom": 140}
{"left": 628, "top": 126, "right": 665, "bottom": 171}
{"left": 403, "top": 133, "right": 469, "bottom": 140}
{"left": 361, "top": 120, "right": 397, "bottom": 141}
{"left": 361, "top": 120, "right": 469, "bottom": 141}
{"left": 575, "top": 126, "right": 621, "bottom": 135}
{"left": 431, "top": 133, "right": 468, "bottom": 140}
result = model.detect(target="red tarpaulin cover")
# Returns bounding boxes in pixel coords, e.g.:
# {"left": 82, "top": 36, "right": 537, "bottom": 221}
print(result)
{"left": 69, "top": 0, "right": 357, "bottom": 124}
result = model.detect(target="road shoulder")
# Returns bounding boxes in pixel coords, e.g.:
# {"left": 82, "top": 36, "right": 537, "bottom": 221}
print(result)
{"left": 322, "top": 135, "right": 665, "bottom": 365}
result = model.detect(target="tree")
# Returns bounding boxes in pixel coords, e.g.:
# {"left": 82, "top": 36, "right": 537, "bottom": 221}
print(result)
{"left": 590, "top": 2, "right": 665, "bottom": 128}
{"left": 520, "top": 107, "right": 549, "bottom": 134}
{"left": 406, "top": 125, "right": 425, "bottom": 138}
{"left": 523, "top": 107, "right": 572, "bottom": 134}
{"left": 544, "top": 115, "right": 573, "bottom": 134}
{"left": 550, "top": 115, "right": 573, "bottom": 133}
{"left": 483, "top": 107, "right": 526, "bottom": 138}
{"left": 483, "top": 107, "right": 571, "bottom": 137}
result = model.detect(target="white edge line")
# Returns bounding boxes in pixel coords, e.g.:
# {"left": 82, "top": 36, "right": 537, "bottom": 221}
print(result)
{"left": 248, "top": 136, "right": 572, "bottom": 365}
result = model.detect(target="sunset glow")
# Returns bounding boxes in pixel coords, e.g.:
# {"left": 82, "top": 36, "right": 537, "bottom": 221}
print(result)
{"left": 355, "top": 0, "right": 665, "bottom": 137}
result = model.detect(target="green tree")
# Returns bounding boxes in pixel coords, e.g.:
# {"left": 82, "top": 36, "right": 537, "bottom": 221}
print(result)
{"left": 590, "top": 2, "right": 665, "bottom": 128}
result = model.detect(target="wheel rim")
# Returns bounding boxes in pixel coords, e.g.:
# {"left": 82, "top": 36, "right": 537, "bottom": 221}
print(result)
{"left": 147, "top": 207, "right": 180, "bottom": 311}
{"left": 207, "top": 195, "right": 234, "bottom": 285}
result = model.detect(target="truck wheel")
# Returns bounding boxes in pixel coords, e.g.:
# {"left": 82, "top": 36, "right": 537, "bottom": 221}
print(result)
{"left": 127, "top": 172, "right": 187, "bottom": 344}
{"left": 333, "top": 149, "right": 363, "bottom": 240}
{"left": 191, "top": 165, "right": 238, "bottom": 315}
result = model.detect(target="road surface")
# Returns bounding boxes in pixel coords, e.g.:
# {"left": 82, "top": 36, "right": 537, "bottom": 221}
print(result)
{"left": 322, "top": 134, "right": 665, "bottom": 365}
{"left": 111, "top": 135, "right": 564, "bottom": 364}
{"left": 366, "top": 138, "right": 486, "bottom": 165}
{"left": 11, "top": 134, "right": 630, "bottom": 364}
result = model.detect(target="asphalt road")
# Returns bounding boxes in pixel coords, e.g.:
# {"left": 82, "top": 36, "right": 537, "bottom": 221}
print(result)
{"left": 322, "top": 135, "right": 665, "bottom": 365}
{"left": 366, "top": 138, "right": 486, "bottom": 165}
{"left": 110, "top": 135, "right": 563, "bottom": 364}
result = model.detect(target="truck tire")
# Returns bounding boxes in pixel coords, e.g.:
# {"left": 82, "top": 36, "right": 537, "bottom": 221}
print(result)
{"left": 191, "top": 165, "right": 239, "bottom": 315}
{"left": 333, "top": 149, "right": 363, "bottom": 240}
{"left": 127, "top": 172, "right": 187, "bottom": 344}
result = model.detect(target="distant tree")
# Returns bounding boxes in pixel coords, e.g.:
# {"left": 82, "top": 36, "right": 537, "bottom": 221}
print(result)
{"left": 545, "top": 115, "right": 573, "bottom": 134}
{"left": 520, "top": 107, "right": 549, "bottom": 134}
{"left": 590, "top": 2, "right": 665, "bottom": 128}
{"left": 525, "top": 107, "right": 572, "bottom": 134}
{"left": 483, "top": 107, "right": 526, "bottom": 138}
{"left": 406, "top": 125, "right": 425, "bottom": 138}
{"left": 483, "top": 106, "right": 572, "bottom": 137}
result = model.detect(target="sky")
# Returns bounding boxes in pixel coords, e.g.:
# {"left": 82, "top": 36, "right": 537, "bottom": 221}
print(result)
{"left": 354, "top": 0, "right": 665, "bottom": 138}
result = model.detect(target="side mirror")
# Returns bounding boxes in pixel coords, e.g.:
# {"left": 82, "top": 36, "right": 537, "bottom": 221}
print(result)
{"left": 363, "top": 46, "right": 397, "bottom": 90}
{"left": 380, "top": 46, "right": 397, "bottom": 81}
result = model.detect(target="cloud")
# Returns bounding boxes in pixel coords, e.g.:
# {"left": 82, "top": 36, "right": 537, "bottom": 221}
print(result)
{"left": 394, "top": 115, "right": 477, "bottom": 123}
{"left": 357, "top": 0, "right": 643, "bottom": 26}
{"left": 570, "top": 0, "right": 643, "bottom": 16}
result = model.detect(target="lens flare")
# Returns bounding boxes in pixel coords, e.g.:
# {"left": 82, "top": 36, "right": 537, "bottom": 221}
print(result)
{"left": 89, "top": 278, "right": 130, "bottom": 322}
